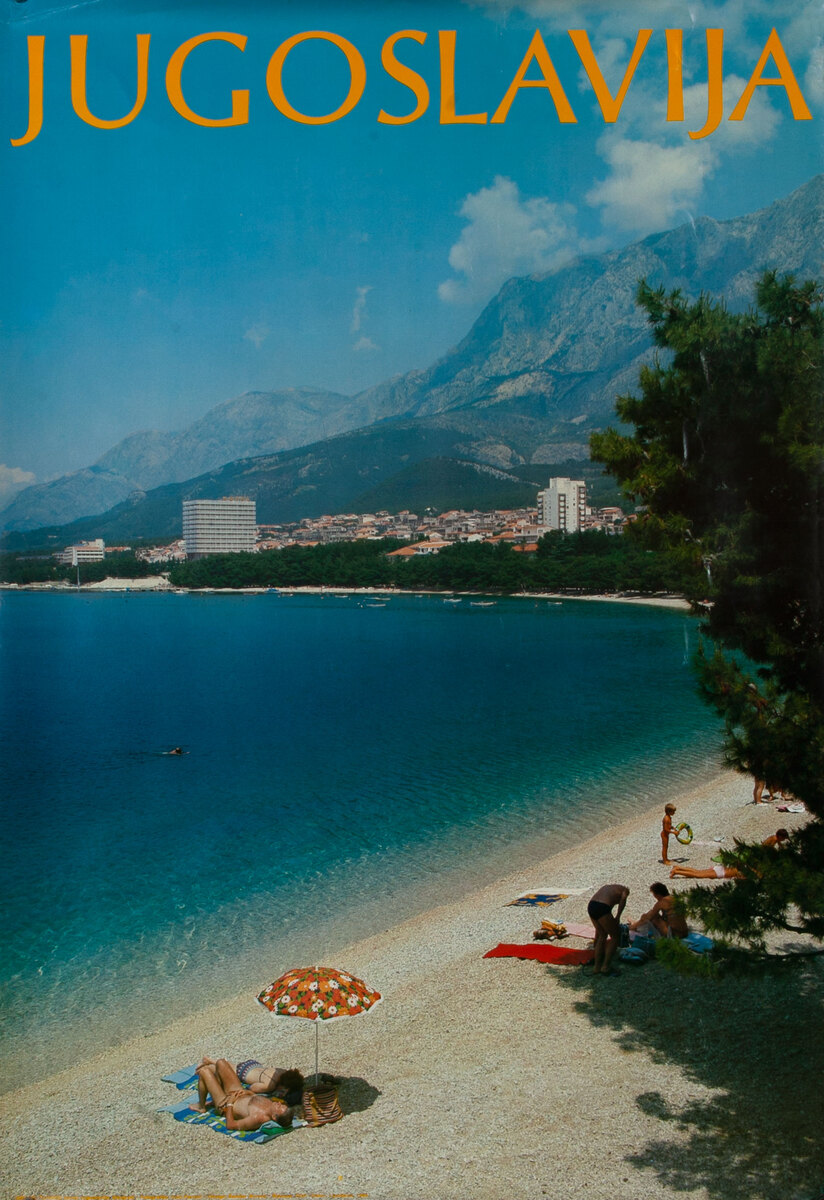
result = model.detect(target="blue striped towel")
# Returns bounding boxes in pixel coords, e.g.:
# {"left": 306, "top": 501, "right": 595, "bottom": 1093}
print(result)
{"left": 158, "top": 1095, "right": 302, "bottom": 1143}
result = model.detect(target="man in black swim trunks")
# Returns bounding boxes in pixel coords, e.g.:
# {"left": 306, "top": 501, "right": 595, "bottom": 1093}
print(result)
{"left": 587, "top": 883, "right": 629, "bottom": 976}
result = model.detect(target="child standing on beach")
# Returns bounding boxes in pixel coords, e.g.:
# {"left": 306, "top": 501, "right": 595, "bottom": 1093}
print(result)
{"left": 661, "top": 804, "right": 676, "bottom": 865}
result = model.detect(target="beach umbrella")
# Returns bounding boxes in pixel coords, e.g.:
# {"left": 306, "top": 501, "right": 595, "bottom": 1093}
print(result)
{"left": 256, "top": 966, "right": 382, "bottom": 1083}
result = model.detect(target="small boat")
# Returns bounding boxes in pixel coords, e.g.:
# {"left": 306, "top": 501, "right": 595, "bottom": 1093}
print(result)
{"left": 443, "top": 598, "right": 462, "bottom": 604}
{"left": 470, "top": 601, "right": 496, "bottom": 607}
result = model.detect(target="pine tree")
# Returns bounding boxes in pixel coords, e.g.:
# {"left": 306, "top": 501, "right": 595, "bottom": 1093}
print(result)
{"left": 591, "top": 272, "right": 824, "bottom": 965}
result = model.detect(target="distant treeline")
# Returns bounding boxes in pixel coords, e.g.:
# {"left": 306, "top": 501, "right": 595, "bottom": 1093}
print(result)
{"left": 164, "top": 532, "right": 703, "bottom": 594}
{"left": 1, "top": 534, "right": 706, "bottom": 595}
{"left": 0, "top": 553, "right": 159, "bottom": 585}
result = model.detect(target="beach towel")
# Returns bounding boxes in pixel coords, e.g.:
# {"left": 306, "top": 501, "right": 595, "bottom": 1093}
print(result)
{"left": 563, "top": 922, "right": 597, "bottom": 940}
{"left": 684, "top": 932, "right": 714, "bottom": 954}
{"left": 158, "top": 1095, "right": 302, "bottom": 1142}
{"left": 506, "top": 886, "right": 588, "bottom": 906}
{"left": 161, "top": 1064, "right": 199, "bottom": 1090}
{"left": 484, "top": 942, "right": 594, "bottom": 965}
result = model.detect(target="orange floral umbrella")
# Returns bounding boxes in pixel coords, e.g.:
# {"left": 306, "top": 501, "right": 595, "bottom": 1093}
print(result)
{"left": 257, "top": 965, "right": 382, "bottom": 1081}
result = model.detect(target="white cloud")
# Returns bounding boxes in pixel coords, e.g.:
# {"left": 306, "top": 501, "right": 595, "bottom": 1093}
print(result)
{"left": 584, "top": 71, "right": 783, "bottom": 236}
{"left": 466, "top": 0, "right": 821, "bottom": 99}
{"left": 804, "top": 42, "right": 824, "bottom": 108}
{"left": 353, "top": 336, "right": 379, "bottom": 352}
{"left": 243, "top": 323, "right": 269, "bottom": 349}
{"left": 586, "top": 136, "right": 715, "bottom": 234}
{"left": 0, "top": 464, "right": 36, "bottom": 502}
{"left": 351, "top": 285, "right": 372, "bottom": 333}
{"left": 439, "top": 176, "right": 580, "bottom": 305}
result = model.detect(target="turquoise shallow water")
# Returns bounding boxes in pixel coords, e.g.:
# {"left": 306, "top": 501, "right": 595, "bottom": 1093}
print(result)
{"left": 0, "top": 590, "right": 721, "bottom": 1087}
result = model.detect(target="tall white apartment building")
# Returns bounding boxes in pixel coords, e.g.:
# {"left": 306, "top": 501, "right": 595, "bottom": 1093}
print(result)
{"left": 182, "top": 497, "right": 257, "bottom": 559}
{"left": 537, "top": 478, "right": 587, "bottom": 533}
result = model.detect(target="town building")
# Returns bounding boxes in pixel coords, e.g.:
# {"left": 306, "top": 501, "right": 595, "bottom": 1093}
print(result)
{"left": 182, "top": 497, "right": 257, "bottom": 559}
{"left": 537, "top": 478, "right": 587, "bottom": 533}
{"left": 58, "top": 538, "right": 105, "bottom": 565}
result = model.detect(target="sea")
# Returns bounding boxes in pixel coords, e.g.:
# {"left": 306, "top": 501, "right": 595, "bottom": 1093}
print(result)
{"left": 0, "top": 589, "right": 723, "bottom": 1090}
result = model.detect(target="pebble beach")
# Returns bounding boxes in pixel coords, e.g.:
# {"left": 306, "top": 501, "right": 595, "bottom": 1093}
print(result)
{"left": 3, "top": 771, "right": 822, "bottom": 1200}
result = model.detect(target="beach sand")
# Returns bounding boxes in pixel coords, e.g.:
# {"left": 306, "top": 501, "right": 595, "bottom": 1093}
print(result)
{"left": 3, "top": 773, "right": 821, "bottom": 1200}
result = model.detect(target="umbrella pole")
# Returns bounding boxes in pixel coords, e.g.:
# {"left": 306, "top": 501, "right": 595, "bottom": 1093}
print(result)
{"left": 315, "top": 1019, "right": 319, "bottom": 1085}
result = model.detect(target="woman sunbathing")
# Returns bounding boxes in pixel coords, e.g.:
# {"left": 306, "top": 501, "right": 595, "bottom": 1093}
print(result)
{"left": 192, "top": 1058, "right": 296, "bottom": 1130}
{"left": 234, "top": 1059, "right": 304, "bottom": 1099}
{"left": 669, "top": 864, "right": 744, "bottom": 880}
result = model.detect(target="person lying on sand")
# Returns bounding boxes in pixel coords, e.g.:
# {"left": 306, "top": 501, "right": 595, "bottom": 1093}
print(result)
{"left": 628, "top": 882, "right": 688, "bottom": 938}
{"left": 192, "top": 1058, "right": 296, "bottom": 1130}
{"left": 233, "top": 1059, "right": 304, "bottom": 1098}
{"left": 669, "top": 864, "right": 744, "bottom": 880}
{"left": 586, "top": 883, "right": 629, "bottom": 976}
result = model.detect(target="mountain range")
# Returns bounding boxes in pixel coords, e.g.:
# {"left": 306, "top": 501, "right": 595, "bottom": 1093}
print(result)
{"left": 3, "top": 174, "right": 822, "bottom": 539}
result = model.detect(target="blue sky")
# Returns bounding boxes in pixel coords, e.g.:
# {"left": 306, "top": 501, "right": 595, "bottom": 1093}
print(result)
{"left": 1, "top": 0, "right": 821, "bottom": 490}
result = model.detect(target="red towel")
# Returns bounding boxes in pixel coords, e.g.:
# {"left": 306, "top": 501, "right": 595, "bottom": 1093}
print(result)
{"left": 483, "top": 942, "right": 594, "bottom": 965}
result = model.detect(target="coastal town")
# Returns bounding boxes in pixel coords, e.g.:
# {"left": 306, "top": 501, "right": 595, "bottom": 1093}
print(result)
{"left": 47, "top": 478, "right": 627, "bottom": 567}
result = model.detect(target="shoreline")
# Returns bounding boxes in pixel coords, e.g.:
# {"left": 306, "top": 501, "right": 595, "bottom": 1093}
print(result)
{"left": 1, "top": 580, "right": 693, "bottom": 610}
{"left": 3, "top": 771, "right": 818, "bottom": 1200}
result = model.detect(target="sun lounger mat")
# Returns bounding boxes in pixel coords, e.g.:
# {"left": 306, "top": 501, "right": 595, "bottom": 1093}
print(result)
{"left": 484, "top": 942, "right": 595, "bottom": 964}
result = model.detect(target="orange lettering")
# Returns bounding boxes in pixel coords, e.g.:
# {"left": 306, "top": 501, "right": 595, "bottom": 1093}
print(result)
{"left": 10, "top": 35, "right": 44, "bottom": 146}
{"left": 569, "top": 29, "right": 651, "bottom": 122}
{"left": 491, "top": 30, "right": 575, "bottom": 124}
{"left": 666, "top": 29, "right": 684, "bottom": 122}
{"left": 730, "top": 28, "right": 812, "bottom": 121}
{"left": 71, "top": 34, "right": 150, "bottom": 129}
{"left": 379, "top": 30, "right": 429, "bottom": 124}
{"left": 439, "top": 31, "right": 487, "bottom": 124}
{"left": 689, "top": 29, "right": 724, "bottom": 140}
{"left": 166, "top": 32, "right": 249, "bottom": 127}
{"left": 266, "top": 31, "right": 365, "bottom": 124}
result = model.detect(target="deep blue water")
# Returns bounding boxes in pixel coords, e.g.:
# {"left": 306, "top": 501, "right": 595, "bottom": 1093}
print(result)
{"left": 0, "top": 590, "right": 722, "bottom": 1085}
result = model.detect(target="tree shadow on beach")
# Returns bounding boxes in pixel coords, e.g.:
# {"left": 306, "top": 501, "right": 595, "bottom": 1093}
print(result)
{"left": 553, "top": 957, "right": 824, "bottom": 1200}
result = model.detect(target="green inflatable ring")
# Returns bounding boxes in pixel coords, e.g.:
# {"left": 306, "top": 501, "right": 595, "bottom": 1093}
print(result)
{"left": 675, "top": 821, "right": 693, "bottom": 845}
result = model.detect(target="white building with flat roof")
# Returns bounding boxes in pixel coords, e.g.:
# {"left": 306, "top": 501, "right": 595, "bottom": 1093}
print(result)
{"left": 183, "top": 497, "right": 257, "bottom": 559}
{"left": 58, "top": 538, "right": 105, "bottom": 565}
{"left": 537, "top": 478, "right": 587, "bottom": 533}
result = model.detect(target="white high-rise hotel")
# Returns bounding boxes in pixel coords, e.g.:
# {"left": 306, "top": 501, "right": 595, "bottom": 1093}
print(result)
{"left": 537, "top": 478, "right": 587, "bottom": 533}
{"left": 182, "top": 497, "right": 257, "bottom": 559}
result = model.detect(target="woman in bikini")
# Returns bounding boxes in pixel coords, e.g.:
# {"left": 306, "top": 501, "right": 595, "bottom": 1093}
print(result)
{"left": 234, "top": 1059, "right": 304, "bottom": 1098}
{"left": 669, "top": 864, "right": 744, "bottom": 880}
{"left": 628, "top": 882, "right": 689, "bottom": 938}
{"left": 191, "top": 1058, "right": 296, "bottom": 1130}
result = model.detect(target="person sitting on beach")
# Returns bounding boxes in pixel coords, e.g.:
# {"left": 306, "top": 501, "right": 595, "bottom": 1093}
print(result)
{"left": 762, "top": 829, "right": 790, "bottom": 849}
{"left": 628, "top": 882, "right": 688, "bottom": 938}
{"left": 660, "top": 804, "right": 676, "bottom": 865}
{"left": 586, "top": 883, "right": 629, "bottom": 976}
{"left": 669, "top": 864, "right": 744, "bottom": 880}
{"left": 233, "top": 1059, "right": 304, "bottom": 1100}
{"left": 192, "top": 1058, "right": 296, "bottom": 1130}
